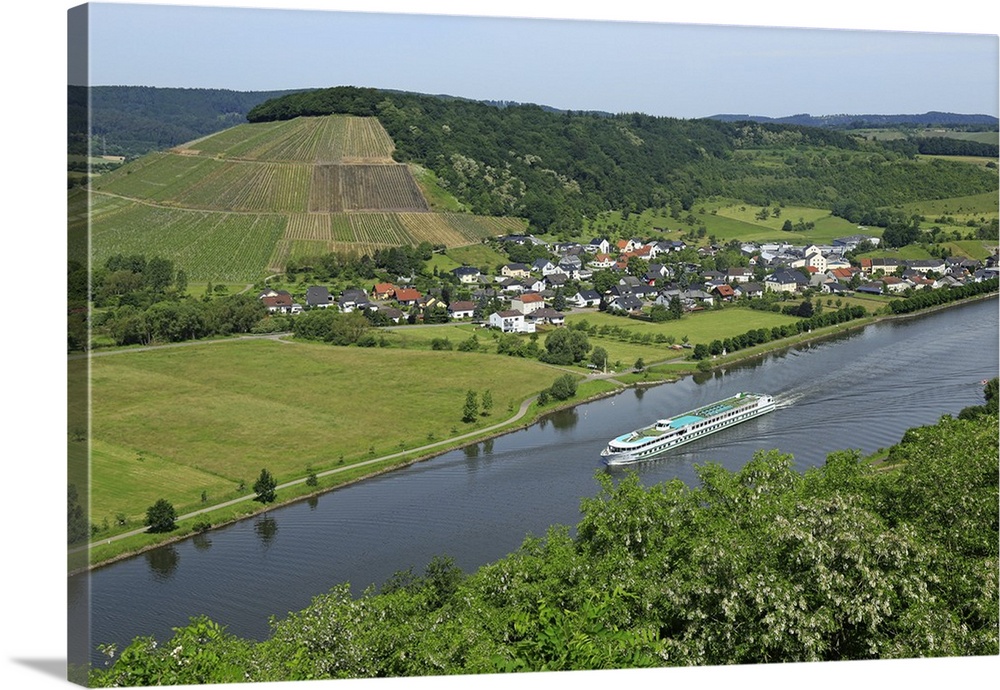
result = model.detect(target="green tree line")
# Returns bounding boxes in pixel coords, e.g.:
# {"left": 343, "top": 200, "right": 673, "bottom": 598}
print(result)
{"left": 88, "top": 398, "right": 998, "bottom": 684}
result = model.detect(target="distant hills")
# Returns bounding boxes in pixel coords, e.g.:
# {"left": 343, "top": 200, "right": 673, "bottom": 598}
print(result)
{"left": 68, "top": 85, "right": 309, "bottom": 157}
{"left": 73, "top": 85, "right": 998, "bottom": 240}
{"left": 707, "top": 112, "right": 999, "bottom": 129}
{"left": 71, "top": 85, "right": 999, "bottom": 160}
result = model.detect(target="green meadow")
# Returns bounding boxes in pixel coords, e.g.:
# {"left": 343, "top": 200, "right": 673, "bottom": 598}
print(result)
{"left": 88, "top": 338, "right": 560, "bottom": 527}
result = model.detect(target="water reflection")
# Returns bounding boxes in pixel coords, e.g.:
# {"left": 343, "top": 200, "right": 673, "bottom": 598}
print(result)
{"left": 254, "top": 516, "right": 278, "bottom": 549}
{"left": 549, "top": 408, "right": 579, "bottom": 431}
{"left": 145, "top": 545, "right": 179, "bottom": 581}
{"left": 463, "top": 443, "right": 480, "bottom": 459}
{"left": 192, "top": 532, "right": 212, "bottom": 551}
{"left": 307, "top": 495, "right": 319, "bottom": 511}
{"left": 482, "top": 438, "right": 494, "bottom": 455}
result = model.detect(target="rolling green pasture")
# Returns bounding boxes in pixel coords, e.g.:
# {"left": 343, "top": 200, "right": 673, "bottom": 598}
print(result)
{"left": 444, "top": 242, "right": 509, "bottom": 269}
{"left": 900, "top": 191, "right": 999, "bottom": 221}
{"left": 704, "top": 202, "right": 866, "bottom": 244}
{"left": 89, "top": 339, "right": 558, "bottom": 525}
{"left": 940, "top": 240, "right": 997, "bottom": 261}
{"left": 917, "top": 154, "right": 999, "bottom": 170}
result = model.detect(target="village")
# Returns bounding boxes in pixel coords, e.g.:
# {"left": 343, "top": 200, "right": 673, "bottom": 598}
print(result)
{"left": 256, "top": 232, "right": 1000, "bottom": 334}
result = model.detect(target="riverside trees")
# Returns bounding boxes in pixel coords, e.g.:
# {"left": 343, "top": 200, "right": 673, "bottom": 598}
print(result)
{"left": 90, "top": 409, "right": 998, "bottom": 685}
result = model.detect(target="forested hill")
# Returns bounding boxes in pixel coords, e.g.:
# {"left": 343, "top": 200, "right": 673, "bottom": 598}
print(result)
{"left": 68, "top": 85, "right": 308, "bottom": 157}
{"left": 247, "top": 86, "right": 998, "bottom": 233}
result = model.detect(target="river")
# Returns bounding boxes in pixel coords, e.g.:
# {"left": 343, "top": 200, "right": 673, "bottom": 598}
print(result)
{"left": 70, "top": 298, "right": 999, "bottom": 667}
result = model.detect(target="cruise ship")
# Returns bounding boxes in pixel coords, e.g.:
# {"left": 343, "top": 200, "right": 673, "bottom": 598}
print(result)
{"left": 601, "top": 392, "right": 776, "bottom": 465}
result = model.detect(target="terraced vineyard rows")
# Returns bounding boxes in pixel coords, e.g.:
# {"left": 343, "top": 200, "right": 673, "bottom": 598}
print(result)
{"left": 285, "top": 214, "right": 332, "bottom": 241}
{"left": 339, "top": 165, "right": 429, "bottom": 211}
{"left": 350, "top": 212, "right": 415, "bottom": 245}
{"left": 330, "top": 214, "right": 355, "bottom": 241}
{"left": 84, "top": 113, "right": 521, "bottom": 281}
{"left": 173, "top": 115, "right": 394, "bottom": 162}
{"left": 308, "top": 165, "right": 343, "bottom": 212}
{"left": 89, "top": 197, "right": 286, "bottom": 282}
{"left": 441, "top": 213, "right": 529, "bottom": 240}
{"left": 174, "top": 120, "right": 288, "bottom": 159}
{"left": 91, "top": 153, "right": 221, "bottom": 201}
{"left": 343, "top": 116, "right": 395, "bottom": 160}
{"left": 171, "top": 161, "right": 312, "bottom": 212}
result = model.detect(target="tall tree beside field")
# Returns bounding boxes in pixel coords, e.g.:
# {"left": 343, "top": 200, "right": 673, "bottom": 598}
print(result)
{"left": 145, "top": 499, "right": 178, "bottom": 533}
{"left": 253, "top": 469, "right": 277, "bottom": 504}
{"left": 462, "top": 390, "right": 479, "bottom": 423}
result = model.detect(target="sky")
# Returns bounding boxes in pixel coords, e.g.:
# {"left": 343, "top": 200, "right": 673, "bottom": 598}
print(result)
{"left": 76, "top": 1, "right": 1000, "bottom": 119}
{"left": 1, "top": 3, "right": 998, "bottom": 690}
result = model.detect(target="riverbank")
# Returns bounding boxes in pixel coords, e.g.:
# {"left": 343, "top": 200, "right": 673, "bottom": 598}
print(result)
{"left": 72, "top": 291, "right": 997, "bottom": 572}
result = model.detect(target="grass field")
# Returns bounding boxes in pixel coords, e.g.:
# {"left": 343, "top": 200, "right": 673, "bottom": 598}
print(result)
{"left": 565, "top": 306, "right": 802, "bottom": 344}
{"left": 88, "top": 338, "right": 564, "bottom": 527}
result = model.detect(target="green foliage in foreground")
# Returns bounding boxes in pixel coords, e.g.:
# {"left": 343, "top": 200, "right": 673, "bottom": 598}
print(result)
{"left": 90, "top": 411, "right": 998, "bottom": 685}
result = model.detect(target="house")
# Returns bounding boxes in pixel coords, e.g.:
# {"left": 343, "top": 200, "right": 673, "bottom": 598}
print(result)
{"left": 907, "top": 259, "right": 946, "bottom": 275}
{"left": 371, "top": 282, "right": 397, "bottom": 300}
{"left": 305, "top": 286, "right": 334, "bottom": 308}
{"left": 501, "top": 263, "right": 532, "bottom": 279}
{"left": 512, "top": 292, "right": 545, "bottom": 315}
{"left": 820, "top": 281, "right": 850, "bottom": 295}
{"left": 833, "top": 234, "right": 881, "bottom": 251}
{"left": 375, "top": 305, "right": 405, "bottom": 323}
{"left": 869, "top": 257, "right": 901, "bottom": 275}
{"left": 826, "top": 267, "right": 856, "bottom": 283}
{"left": 712, "top": 284, "right": 736, "bottom": 301}
{"left": 589, "top": 253, "right": 616, "bottom": 269}
{"left": 260, "top": 290, "right": 299, "bottom": 314}
{"left": 418, "top": 295, "right": 447, "bottom": 310}
{"left": 571, "top": 289, "right": 602, "bottom": 308}
{"left": 337, "top": 288, "right": 371, "bottom": 313}
{"left": 765, "top": 268, "right": 809, "bottom": 293}
{"left": 447, "top": 301, "right": 477, "bottom": 319}
{"left": 393, "top": 287, "right": 422, "bottom": 307}
{"left": 616, "top": 238, "right": 642, "bottom": 253}
{"left": 451, "top": 266, "right": 482, "bottom": 284}
{"left": 544, "top": 273, "right": 569, "bottom": 289}
{"left": 726, "top": 267, "right": 753, "bottom": 283}
{"left": 489, "top": 310, "right": 535, "bottom": 333}
{"left": 857, "top": 282, "right": 884, "bottom": 295}
{"left": 587, "top": 238, "right": 611, "bottom": 255}
{"left": 606, "top": 294, "right": 644, "bottom": 313}
{"left": 532, "top": 258, "right": 558, "bottom": 275}
{"left": 739, "top": 282, "right": 765, "bottom": 299}
{"left": 528, "top": 308, "right": 565, "bottom": 326}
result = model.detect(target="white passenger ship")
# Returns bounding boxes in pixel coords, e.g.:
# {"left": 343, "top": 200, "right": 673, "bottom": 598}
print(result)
{"left": 601, "top": 392, "right": 776, "bottom": 465}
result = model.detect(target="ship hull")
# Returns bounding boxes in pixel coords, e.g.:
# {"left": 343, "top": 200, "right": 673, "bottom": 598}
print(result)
{"left": 601, "top": 392, "right": 775, "bottom": 465}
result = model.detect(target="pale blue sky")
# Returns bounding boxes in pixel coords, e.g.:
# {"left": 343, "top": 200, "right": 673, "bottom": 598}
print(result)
{"left": 78, "top": 1, "right": 999, "bottom": 119}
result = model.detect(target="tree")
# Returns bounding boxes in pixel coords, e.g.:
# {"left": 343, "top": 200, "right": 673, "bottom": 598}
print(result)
{"left": 481, "top": 389, "right": 494, "bottom": 416}
{"left": 68, "top": 484, "right": 90, "bottom": 544}
{"left": 541, "top": 328, "right": 591, "bottom": 365}
{"left": 145, "top": 498, "right": 178, "bottom": 533}
{"left": 462, "top": 390, "right": 479, "bottom": 423}
{"left": 590, "top": 346, "right": 609, "bottom": 369}
{"left": 253, "top": 468, "right": 277, "bottom": 504}
{"left": 634, "top": 358, "right": 645, "bottom": 371}
{"left": 548, "top": 374, "right": 578, "bottom": 401}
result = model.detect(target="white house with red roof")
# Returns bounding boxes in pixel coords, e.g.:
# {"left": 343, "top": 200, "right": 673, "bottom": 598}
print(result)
{"left": 512, "top": 292, "right": 545, "bottom": 314}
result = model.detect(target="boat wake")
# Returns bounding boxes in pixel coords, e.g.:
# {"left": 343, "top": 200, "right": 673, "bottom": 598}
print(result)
{"left": 772, "top": 392, "right": 803, "bottom": 409}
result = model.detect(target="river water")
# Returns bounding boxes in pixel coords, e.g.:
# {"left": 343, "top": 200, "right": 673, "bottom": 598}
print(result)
{"left": 70, "top": 298, "right": 999, "bottom": 666}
